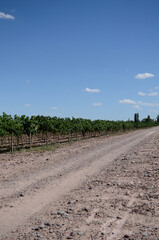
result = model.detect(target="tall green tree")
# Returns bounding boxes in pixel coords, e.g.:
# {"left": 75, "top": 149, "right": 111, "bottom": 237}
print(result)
{"left": 134, "top": 113, "right": 139, "bottom": 123}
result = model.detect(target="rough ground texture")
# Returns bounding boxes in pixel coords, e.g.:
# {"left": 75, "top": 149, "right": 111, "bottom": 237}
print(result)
{"left": 0, "top": 127, "right": 159, "bottom": 240}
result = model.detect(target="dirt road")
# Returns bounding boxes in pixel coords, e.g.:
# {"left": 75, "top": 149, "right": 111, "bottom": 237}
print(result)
{"left": 0, "top": 127, "right": 159, "bottom": 239}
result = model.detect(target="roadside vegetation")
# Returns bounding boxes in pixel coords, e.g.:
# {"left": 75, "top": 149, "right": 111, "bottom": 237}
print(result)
{"left": 0, "top": 113, "right": 158, "bottom": 153}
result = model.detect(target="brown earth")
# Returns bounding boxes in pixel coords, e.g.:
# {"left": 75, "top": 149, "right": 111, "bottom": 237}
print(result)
{"left": 0, "top": 127, "right": 159, "bottom": 240}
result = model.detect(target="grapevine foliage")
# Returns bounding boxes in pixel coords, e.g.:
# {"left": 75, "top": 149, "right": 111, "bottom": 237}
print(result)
{"left": 0, "top": 113, "right": 157, "bottom": 138}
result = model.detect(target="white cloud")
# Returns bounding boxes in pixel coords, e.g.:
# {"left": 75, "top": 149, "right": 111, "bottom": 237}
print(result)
{"left": 119, "top": 99, "right": 136, "bottom": 104}
{"left": 119, "top": 99, "right": 159, "bottom": 108}
{"left": 135, "top": 72, "right": 154, "bottom": 79}
{"left": 50, "top": 107, "right": 58, "bottom": 110}
{"left": 85, "top": 87, "right": 100, "bottom": 93}
{"left": 92, "top": 102, "right": 102, "bottom": 106}
{"left": 133, "top": 105, "right": 142, "bottom": 110}
{"left": 26, "top": 80, "right": 30, "bottom": 83}
{"left": 138, "top": 101, "right": 159, "bottom": 107}
{"left": 149, "top": 87, "right": 159, "bottom": 91}
{"left": 148, "top": 92, "right": 158, "bottom": 96}
{"left": 0, "top": 12, "right": 15, "bottom": 20}
{"left": 138, "top": 92, "right": 146, "bottom": 96}
{"left": 24, "top": 104, "right": 31, "bottom": 107}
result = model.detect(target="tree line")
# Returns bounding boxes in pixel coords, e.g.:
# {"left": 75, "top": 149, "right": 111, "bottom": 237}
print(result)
{"left": 0, "top": 112, "right": 158, "bottom": 152}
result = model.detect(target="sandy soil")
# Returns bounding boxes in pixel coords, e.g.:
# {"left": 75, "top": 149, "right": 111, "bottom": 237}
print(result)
{"left": 0, "top": 127, "right": 159, "bottom": 240}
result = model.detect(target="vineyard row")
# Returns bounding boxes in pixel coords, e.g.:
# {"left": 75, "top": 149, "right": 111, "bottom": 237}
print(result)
{"left": 0, "top": 113, "right": 157, "bottom": 153}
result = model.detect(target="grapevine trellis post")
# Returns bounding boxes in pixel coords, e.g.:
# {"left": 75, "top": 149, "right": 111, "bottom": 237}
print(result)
{"left": 29, "top": 132, "right": 32, "bottom": 148}
{"left": 11, "top": 132, "right": 14, "bottom": 153}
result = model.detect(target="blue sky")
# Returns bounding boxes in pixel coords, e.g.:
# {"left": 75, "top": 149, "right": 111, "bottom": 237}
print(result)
{"left": 0, "top": 0, "right": 159, "bottom": 121}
